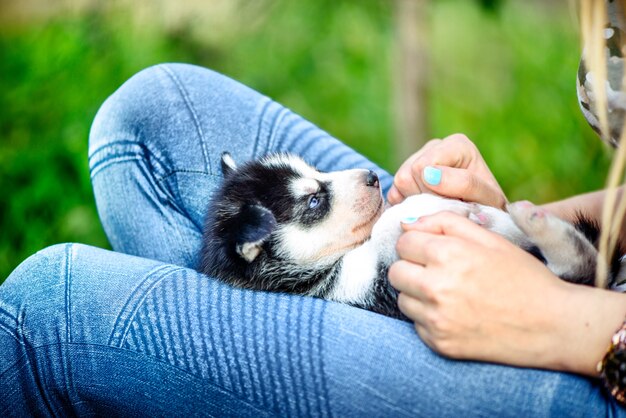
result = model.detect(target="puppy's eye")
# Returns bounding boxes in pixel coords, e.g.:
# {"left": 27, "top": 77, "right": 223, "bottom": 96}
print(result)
{"left": 308, "top": 195, "right": 320, "bottom": 209}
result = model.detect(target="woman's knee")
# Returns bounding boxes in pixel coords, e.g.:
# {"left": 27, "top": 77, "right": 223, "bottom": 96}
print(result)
{"left": 87, "top": 64, "right": 275, "bottom": 248}
{"left": 89, "top": 63, "right": 236, "bottom": 163}
{"left": 88, "top": 63, "right": 269, "bottom": 178}
{"left": 3, "top": 242, "right": 72, "bottom": 298}
{"left": 1, "top": 243, "right": 167, "bottom": 349}
{"left": 1, "top": 243, "right": 75, "bottom": 349}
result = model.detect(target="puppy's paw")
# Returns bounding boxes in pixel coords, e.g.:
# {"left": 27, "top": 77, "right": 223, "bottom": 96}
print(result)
{"left": 507, "top": 201, "right": 553, "bottom": 237}
{"left": 508, "top": 200, "right": 599, "bottom": 279}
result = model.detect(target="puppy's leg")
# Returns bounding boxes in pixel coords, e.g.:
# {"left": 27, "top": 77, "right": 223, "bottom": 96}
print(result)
{"left": 467, "top": 203, "right": 532, "bottom": 248}
{"left": 507, "top": 201, "right": 600, "bottom": 284}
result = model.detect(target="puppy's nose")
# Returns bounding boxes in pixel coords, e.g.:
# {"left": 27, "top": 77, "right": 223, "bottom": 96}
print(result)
{"left": 366, "top": 170, "right": 379, "bottom": 188}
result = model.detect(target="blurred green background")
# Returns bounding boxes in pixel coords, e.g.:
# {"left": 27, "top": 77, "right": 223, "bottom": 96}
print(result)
{"left": 0, "top": 0, "right": 612, "bottom": 284}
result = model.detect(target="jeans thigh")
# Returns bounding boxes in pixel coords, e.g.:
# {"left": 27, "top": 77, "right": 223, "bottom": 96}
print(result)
{"left": 1, "top": 243, "right": 621, "bottom": 417}
{"left": 89, "top": 64, "right": 392, "bottom": 268}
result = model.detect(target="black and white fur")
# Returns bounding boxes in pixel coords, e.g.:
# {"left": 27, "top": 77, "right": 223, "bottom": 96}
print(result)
{"left": 199, "top": 153, "right": 626, "bottom": 320}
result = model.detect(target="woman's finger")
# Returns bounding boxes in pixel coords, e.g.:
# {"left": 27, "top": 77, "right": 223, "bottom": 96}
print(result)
{"left": 418, "top": 166, "right": 507, "bottom": 209}
{"left": 401, "top": 211, "right": 505, "bottom": 248}
{"left": 408, "top": 134, "right": 478, "bottom": 183}
{"left": 386, "top": 186, "right": 404, "bottom": 206}
{"left": 387, "top": 259, "right": 431, "bottom": 299}
{"left": 394, "top": 229, "right": 452, "bottom": 265}
{"left": 396, "top": 292, "right": 428, "bottom": 324}
{"left": 407, "top": 134, "right": 506, "bottom": 207}
{"left": 413, "top": 322, "right": 437, "bottom": 351}
{"left": 388, "top": 139, "right": 442, "bottom": 204}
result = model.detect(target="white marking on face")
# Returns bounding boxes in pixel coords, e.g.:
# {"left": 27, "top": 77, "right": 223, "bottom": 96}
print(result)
{"left": 275, "top": 165, "right": 383, "bottom": 266}
{"left": 290, "top": 178, "right": 320, "bottom": 198}
{"left": 262, "top": 154, "right": 318, "bottom": 178}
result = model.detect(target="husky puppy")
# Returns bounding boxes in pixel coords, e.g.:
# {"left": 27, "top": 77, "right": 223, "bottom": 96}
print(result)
{"left": 199, "top": 153, "right": 624, "bottom": 320}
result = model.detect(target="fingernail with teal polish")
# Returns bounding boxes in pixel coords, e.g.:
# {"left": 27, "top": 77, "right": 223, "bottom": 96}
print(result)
{"left": 423, "top": 166, "right": 442, "bottom": 186}
{"left": 402, "top": 216, "right": 419, "bottom": 224}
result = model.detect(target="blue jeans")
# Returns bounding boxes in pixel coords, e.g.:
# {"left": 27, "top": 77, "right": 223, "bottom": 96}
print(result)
{"left": 0, "top": 64, "right": 622, "bottom": 417}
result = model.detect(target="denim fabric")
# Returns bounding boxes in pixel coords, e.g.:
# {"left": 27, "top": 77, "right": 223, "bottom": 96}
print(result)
{"left": 0, "top": 63, "right": 623, "bottom": 417}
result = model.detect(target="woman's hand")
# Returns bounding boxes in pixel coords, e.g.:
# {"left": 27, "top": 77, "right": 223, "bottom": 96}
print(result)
{"left": 387, "top": 211, "right": 626, "bottom": 375}
{"left": 387, "top": 133, "right": 507, "bottom": 209}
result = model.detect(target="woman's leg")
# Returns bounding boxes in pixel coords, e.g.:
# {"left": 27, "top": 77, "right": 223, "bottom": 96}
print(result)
{"left": 2, "top": 65, "right": 620, "bottom": 416}
{"left": 0, "top": 243, "right": 620, "bottom": 417}
{"left": 88, "top": 63, "right": 392, "bottom": 268}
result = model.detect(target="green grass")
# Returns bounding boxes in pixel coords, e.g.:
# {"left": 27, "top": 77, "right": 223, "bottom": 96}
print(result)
{"left": 0, "top": 0, "right": 612, "bottom": 283}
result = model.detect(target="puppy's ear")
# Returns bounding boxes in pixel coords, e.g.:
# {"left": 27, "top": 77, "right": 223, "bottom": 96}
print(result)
{"left": 235, "top": 204, "right": 276, "bottom": 262}
{"left": 221, "top": 152, "right": 237, "bottom": 177}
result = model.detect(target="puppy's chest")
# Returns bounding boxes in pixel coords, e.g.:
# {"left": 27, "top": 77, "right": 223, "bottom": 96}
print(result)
{"left": 367, "top": 194, "right": 470, "bottom": 264}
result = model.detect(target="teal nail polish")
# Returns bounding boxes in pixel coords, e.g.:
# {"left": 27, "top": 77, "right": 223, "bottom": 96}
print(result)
{"left": 402, "top": 216, "right": 419, "bottom": 224}
{"left": 423, "top": 166, "right": 441, "bottom": 186}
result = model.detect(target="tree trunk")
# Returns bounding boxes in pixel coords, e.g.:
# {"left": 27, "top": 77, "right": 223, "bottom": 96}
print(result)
{"left": 393, "top": 0, "right": 430, "bottom": 165}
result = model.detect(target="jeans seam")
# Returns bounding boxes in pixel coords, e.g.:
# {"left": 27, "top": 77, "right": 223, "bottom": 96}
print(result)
{"left": 317, "top": 301, "right": 331, "bottom": 417}
{"left": 159, "top": 64, "right": 212, "bottom": 174}
{"left": 62, "top": 243, "right": 77, "bottom": 407}
{"left": 89, "top": 140, "right": 169, "bottom": 181}
{"left": 64, "top": 244, "right": 73, "bottom": 344}
{"left": 252, "top": 99, "right": 273, "bottom": 159}
{"left": 0, "top": 323, "right": 20, "bottom": 345}
{"left": 0, "top": 351, "right": 57, "bottom": 415}
{"left": 108, "top": 265, "right": 185, "bottom": 348}
{"left": 295, "top": 133, "right": 329, "bottom": 163}
{"left": 89, "top": 139, "right": 146, "bottom": 165}
{"left": 272, "top": 114, "right": 301, "bottom": 151}
{"left": 226, "top": 286, "right": 245, "bottom": 395}
{"left": 89, "top": 155, "right": 144, "bottom": 180}
{"left": 89, "top": 141, "right": 191, "bottom": 217}
{"left": 0, "top": 308, "right": 20, "bottom": 345}
{"left": 266, "top": 107, "right": 289, "bottom": 155}
{"left": 320, "top": 148, "right": 352, "bottom": 171}
{"left": 158, "top": 169, "right": 220, "bottom": 183}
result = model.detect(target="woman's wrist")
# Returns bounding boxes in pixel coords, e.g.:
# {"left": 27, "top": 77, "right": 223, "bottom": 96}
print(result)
{"left": 539, "top": 187, "right": 625, "bottom": 225}
{"left": 539, "top": 190, "right": 605, "bottom": 223}
{"left": 545, "top": 282, "right": 626, "bottom": 377}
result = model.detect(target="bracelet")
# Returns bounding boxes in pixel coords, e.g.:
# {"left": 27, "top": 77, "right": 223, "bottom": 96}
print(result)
{"left": 597, "top": 319, "right": 626, "bottom": 406}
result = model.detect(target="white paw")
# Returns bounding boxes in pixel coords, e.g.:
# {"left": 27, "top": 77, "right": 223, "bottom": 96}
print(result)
{"left": 507, "top": 201, "right": 566, "bottom": 239}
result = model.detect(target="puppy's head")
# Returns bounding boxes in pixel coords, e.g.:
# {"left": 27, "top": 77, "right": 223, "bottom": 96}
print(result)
{"left": 200, "top": 153, "right": 383, "bottom": 289}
